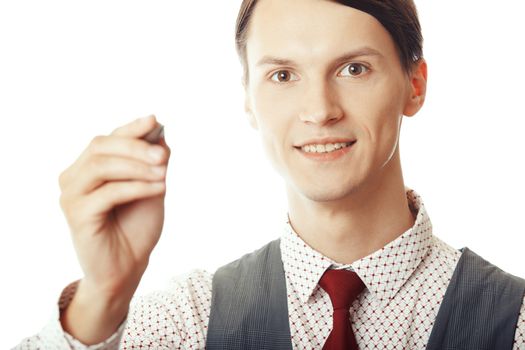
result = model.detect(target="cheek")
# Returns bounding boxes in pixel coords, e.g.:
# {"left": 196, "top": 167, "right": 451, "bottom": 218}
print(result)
{"left": 251, "top": 85, "right": 297, "bottom": 168}
{"left": 252, "top": 82, "right": 300, "bottom": 117}
{"left": 252, "top": 83, "right": 300, "bottom": 136}
{"left": 347, "top": 77, "right": 406, "bottom": 155}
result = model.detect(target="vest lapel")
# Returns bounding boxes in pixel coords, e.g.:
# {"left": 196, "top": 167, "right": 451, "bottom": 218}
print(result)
{"left": 426, "top": 247, "right": 525, "bottom": 350}
{"left": 206, "top": 239, "right": 293, "bottom": 350}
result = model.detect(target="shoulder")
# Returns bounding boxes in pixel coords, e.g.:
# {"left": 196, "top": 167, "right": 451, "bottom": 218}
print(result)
{"left": 134, "top": 268, "right": 213, "bottom": 308}
{"left": 444, "top": 245, "right": 525, "bottom": 335}
{"left": 429, "top": 235, "right": 525, "bottom": 290}
{"left": 120, "top": 270, "right": 213, "bottom": 346}
{"left": 129, "top": 268, "right": 213, "bottom": 330}
{"left": 214, "top": 239, "right": 280, "bottom": 277}
{"left": 166, "top": 268, "right": 214, "bottom": 295}
{"left": 456, "top": 247, "right": 525, "bottom": 289}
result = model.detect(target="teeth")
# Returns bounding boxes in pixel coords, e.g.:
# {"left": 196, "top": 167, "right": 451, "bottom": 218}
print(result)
{"left": 301, "top": 142, "right": 353, "bottom": 153}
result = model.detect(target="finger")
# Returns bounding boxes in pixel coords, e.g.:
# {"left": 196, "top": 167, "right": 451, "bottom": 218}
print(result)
{"left": 157, "top": 136, "right": 171, "bottom": 164}
{"left": 83, "top": 135, "right": 168, "bottom": 165}
{"left": 70, "top": 155, "right": 167, "bottom": 195}
{"left": 82, "top": 180, "right": 166, "bottom": 216}
{"left": 111, "top": 114, "right": 159, "bottom": 139}
{"left": 60, "top": 136, "right": 170, "bottom": 194}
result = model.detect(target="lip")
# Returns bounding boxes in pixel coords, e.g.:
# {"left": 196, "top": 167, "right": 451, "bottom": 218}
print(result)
{"left": 296, "top": 141, "right": 356, "bottom": 161}
{"left": 294, "top": 137, "right": 356, "bottom": 148}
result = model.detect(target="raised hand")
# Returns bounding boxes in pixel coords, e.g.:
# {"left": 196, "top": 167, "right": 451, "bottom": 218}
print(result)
{"left": 58, "top": 115, "right": 171, "bottom": 344}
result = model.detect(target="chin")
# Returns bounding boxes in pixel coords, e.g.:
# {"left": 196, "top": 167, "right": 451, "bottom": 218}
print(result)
{"left": 292, "top": 179, "right": 364, "bottom": 203}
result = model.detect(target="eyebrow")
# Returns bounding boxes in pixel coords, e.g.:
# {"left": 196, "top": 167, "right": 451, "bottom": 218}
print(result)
{"left": 255, "top": 47, "right": 383, "bottom": 68}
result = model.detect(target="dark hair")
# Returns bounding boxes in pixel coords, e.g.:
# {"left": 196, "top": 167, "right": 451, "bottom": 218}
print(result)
{"left": 235, "top": 0, "right": 423, "bottom": 85}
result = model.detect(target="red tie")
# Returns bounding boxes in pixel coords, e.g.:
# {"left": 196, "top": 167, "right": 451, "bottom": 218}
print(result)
{"left": 318, "top": 269, "right": 365, "bottom": 350}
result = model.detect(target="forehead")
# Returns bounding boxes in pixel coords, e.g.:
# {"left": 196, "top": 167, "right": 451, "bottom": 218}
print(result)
{"left": 246, "top": 0, "right": 397, "bottom": 67}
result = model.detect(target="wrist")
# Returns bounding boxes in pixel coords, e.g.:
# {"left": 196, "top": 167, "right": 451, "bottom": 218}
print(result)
{"left": 60, "top": 278, "right": 134, "bottom": 345}
{"left": 79, "top": 258, "right": 148, "bottom": 302}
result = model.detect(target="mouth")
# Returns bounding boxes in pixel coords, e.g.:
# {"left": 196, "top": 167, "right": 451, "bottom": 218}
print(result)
{"left": 294, "top": 140, "right": 357, "bottom": 162}
{"left": 295, "top": 140, "right": 356, "bottom": 154}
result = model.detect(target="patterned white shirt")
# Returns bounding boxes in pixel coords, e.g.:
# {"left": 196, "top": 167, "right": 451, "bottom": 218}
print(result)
{"left": 14, "top": 188, "right": 525, "bottom": 349}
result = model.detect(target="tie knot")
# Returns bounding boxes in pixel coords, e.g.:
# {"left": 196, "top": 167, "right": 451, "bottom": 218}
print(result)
{"left": 318, "top": 269, "right": 365, "bottom": 310}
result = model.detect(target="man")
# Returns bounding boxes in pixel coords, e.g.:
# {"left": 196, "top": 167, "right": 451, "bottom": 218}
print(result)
{"left": 14, "top": 0, "right": 525, "bottom": 349}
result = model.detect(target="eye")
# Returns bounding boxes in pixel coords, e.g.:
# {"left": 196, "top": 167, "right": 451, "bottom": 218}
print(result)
{"left": 270, "top": 70, "right": 298, "bottom": 83}
{"left": 339, "top": 63, "right": 369, "bottom": 77}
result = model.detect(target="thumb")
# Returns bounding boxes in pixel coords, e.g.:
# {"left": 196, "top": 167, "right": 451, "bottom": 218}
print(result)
{"left": 111, "top": 114, "right": 159, "bottom": 139}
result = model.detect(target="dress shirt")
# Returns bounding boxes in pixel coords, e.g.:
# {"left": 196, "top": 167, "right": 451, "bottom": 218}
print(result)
{"left": 14, "top": 188, "right": 525, "bottom": 349}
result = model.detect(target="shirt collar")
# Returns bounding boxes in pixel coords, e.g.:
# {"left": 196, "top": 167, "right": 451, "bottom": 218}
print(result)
{"left": 280, "top": 187, "right": 433, "bottom": 307}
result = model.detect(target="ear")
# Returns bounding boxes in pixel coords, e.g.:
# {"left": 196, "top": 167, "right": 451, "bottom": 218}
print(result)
{"left": 403, "top": 59, "right": 428, "bottom": 117}
{"left": 243, "top": 80, "right": 258, "bottom": 130}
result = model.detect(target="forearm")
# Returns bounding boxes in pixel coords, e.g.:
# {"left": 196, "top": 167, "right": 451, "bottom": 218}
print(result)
{"left": 12, "top": 280, "right": 127, "bottom": 350}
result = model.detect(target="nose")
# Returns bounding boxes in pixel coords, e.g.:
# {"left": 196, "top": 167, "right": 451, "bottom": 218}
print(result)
{"left": 299, "top": 80, "right": 344, "bottom": 125}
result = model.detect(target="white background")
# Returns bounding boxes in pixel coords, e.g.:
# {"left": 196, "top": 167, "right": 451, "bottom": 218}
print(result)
{"left": 1, "top": 1, "right": 524, "bottom": 347}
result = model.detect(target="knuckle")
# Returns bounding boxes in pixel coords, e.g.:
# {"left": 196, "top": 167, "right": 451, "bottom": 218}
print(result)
{"left": 59, "top": 194, "right": 74, "bottom": 215}
{"left": 65, "top": 200, "right": 84, "bottom": 229}
{"left": 87, "top": 155, "right": 105, "bottom": 172}
{"left": 110, "top": 124, "right": 124, "bottom": 135}
{"left": 58, "top": 170, "right": 68, "bottom": 188}
{"left": 89, "top": 135, "right": 106, "bottom": 151}
{"left": 81, "top": 156, "right": 106, "bottom": 182}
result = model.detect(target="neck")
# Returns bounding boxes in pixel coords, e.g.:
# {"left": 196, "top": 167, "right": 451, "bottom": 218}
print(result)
{"left": 286, "top": 150, "right": 415, "bottom": 265}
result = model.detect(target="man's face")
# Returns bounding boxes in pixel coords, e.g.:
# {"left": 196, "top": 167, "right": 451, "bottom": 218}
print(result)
{"left": 244, "top": 0, "right": 424, "bottom": 202}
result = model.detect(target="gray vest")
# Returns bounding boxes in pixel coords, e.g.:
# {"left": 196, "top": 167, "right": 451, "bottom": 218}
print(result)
{"left": 206, "top": 239, "right": 525, "bottom": 349}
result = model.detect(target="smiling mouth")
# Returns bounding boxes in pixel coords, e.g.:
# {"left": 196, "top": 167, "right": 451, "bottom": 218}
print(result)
{"left": 297, "top": 141, "right": 356, "bottom": 154}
